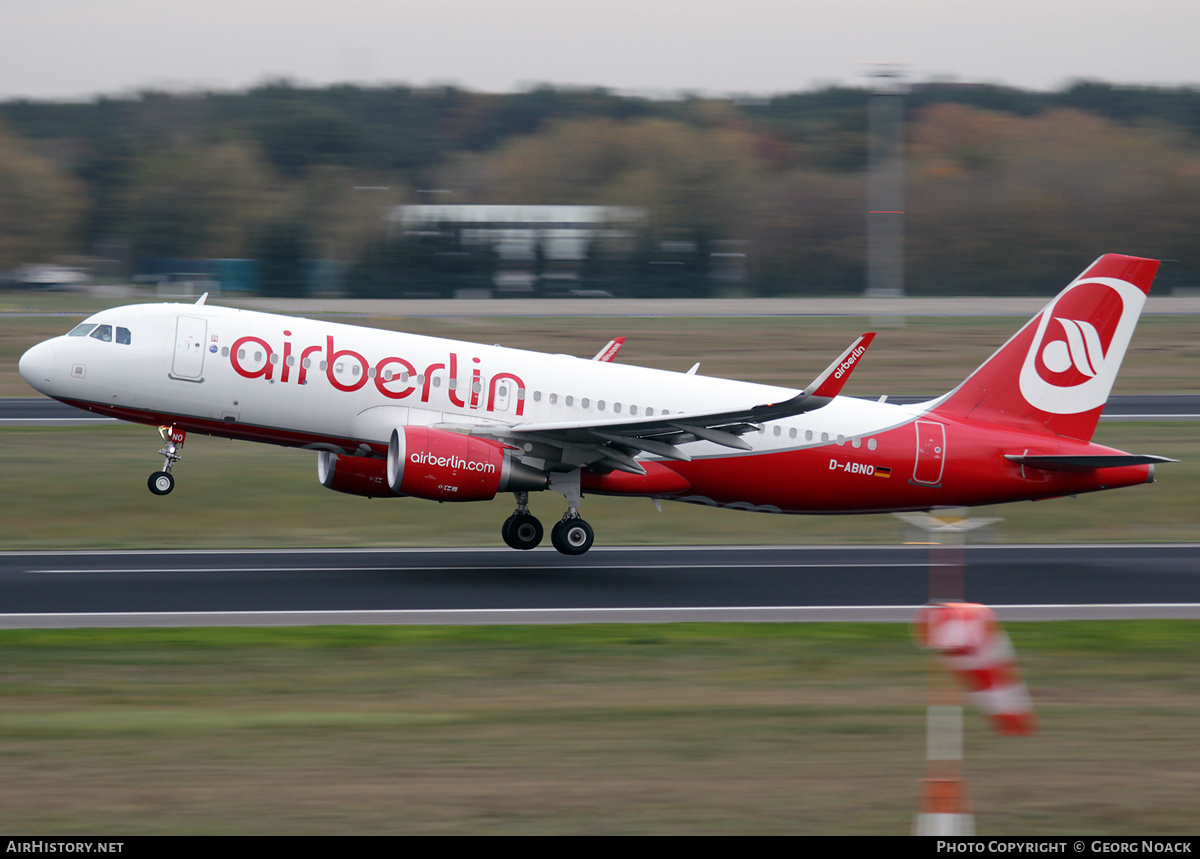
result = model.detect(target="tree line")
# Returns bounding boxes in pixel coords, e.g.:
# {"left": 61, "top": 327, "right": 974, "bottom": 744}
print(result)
{"left": 3, "top": 80, "right": 1200, "bottom": 296}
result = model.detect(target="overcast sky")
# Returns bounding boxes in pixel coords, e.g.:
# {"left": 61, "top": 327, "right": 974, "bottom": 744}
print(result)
{"left": 3, "top": 1, "right": 1199, "bottom": 101}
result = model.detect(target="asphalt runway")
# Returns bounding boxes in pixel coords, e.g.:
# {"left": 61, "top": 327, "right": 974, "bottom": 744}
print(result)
{"left": 4, "top": 394, "right": 1200, "bottom": 426}
{"left": 2, "top": 544, "right": 1198, "bottom": 628}
{"left": 4, "top": 397, "right": 1197, "bottom": 629}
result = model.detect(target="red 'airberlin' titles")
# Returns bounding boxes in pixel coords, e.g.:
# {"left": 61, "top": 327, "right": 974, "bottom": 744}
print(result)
{"left": 228, "top": 334, "right": 527, "bottom": 415}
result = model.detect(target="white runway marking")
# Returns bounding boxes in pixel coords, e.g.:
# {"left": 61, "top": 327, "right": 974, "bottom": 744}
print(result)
{"left": 2, "top": 604, "right": 1199, "bottom": 629}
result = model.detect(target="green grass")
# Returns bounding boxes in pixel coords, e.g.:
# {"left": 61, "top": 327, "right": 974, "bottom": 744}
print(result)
{"left": 0, "top": 622, "right": 1196, "bottom": 834}
{"left": 0, "top": 420, "right": 1194, "bottom": 549}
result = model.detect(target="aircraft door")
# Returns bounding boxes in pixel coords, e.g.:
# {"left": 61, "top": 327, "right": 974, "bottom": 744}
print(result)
{"left": 488, "top": 373, "right": 525, "bottom": 415}
{"left": 912, "top": 420, "right": 946, "bottom": 486}
{"left": 492, "top": 377, "right": 512, "bottom": 412}
{"left": 171, "top": 316, "right": 207, "bottom": 381}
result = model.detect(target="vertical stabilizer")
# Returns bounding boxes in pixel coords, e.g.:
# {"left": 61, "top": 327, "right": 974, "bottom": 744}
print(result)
{"left": 931, "top": 254, "right": 1159, "bottom": 441}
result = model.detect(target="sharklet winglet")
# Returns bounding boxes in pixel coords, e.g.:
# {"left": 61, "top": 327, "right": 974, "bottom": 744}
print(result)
{"left": 807, "top": 333, "right": 876, "bottom": 399}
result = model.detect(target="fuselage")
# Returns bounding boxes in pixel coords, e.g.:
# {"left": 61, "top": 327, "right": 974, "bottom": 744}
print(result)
{"left": 18, "top": 300, "right": 1153, "bottom": 515}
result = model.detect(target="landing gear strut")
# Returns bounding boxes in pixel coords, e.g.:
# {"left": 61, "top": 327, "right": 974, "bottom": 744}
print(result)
{"left": 502, "top": 491, "right": 543, "bottom": 550}
{"left": 148, "top": 425, "right": 186, "bottom": 496}
{"left": 547, "top": 470, "right": 594, "bottom": 556}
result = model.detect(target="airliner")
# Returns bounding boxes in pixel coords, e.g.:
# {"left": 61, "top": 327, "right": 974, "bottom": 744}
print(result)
{"left": 18, "top": 254, "right": 1171, "bottom": 555}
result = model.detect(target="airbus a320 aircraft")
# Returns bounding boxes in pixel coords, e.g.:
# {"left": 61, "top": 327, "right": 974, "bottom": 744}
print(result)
{"left": 18, "top": 254, "right": 1171, "bottom": 555}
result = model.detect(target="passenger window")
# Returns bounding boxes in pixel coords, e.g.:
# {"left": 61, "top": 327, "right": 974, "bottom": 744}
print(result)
{"left": 88, "top": 324, "right": 113, "bottom": 342}
{"left": 116, "top": 327, "right": 131, "bottom": 345}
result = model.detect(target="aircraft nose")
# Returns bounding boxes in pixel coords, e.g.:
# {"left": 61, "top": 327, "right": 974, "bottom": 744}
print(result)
{"left": 19, "top": 340, "right": 56, "bottom": 396}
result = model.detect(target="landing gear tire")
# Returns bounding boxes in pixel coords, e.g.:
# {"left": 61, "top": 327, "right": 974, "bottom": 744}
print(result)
{"left": 551, "top": 518, "right": 594, "bottom": 556}
{"left": 502, "top": 513, "right": 544, "bottom": 550}
{"left": 148, "top": 471, "right": 175, "bottom": 496}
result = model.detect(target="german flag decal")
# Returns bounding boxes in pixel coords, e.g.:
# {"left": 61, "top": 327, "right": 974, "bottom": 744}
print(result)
{"left": 874, "top": 466, "right": 892, "bottom": 478}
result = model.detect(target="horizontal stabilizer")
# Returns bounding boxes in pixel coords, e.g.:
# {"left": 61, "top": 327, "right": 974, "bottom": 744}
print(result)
{"left": 806, "top": 333, "right": 875, "bottom": 398}
{"left": 1005, "top": 454, "right": 1176, "bottom": 472}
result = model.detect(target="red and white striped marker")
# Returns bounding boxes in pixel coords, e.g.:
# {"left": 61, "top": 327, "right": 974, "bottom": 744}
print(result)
{"left": 913, "top": 602, "right": 1036, "bottom": 736}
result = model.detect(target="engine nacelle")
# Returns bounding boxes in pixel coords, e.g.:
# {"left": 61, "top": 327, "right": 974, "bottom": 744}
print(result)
{"left": 317, "top": 451, "right": 402, "bottom": 498}
{"left": 387, "top": 426, "right": 547, "bottom": 502}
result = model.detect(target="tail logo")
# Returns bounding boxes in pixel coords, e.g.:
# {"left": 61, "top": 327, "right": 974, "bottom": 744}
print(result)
{"left": 1040, "top": 318, "right": 1104, "bottom": 378}
{"left": 1018, "top": 276, "right": 1145, "bottom": 415}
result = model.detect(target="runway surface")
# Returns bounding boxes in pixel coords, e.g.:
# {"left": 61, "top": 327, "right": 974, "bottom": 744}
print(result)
{"left": 4, "top": 396, "right": 1197, "bottom": 629}
{"left": 4, "top": 395, "right": 1199, "bottom": 426}
{"left": 2, "top": 544, "right": 1198, "bottom": 628}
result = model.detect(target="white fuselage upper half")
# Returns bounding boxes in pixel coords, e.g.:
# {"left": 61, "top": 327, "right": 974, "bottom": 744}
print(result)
{"left": 19, "top": 302, "right": 923, "bottom": 460}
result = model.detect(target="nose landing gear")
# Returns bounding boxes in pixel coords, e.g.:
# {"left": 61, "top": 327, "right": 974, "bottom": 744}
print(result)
{"left": 148, "top": 425, "right": 186, "bottom": 495}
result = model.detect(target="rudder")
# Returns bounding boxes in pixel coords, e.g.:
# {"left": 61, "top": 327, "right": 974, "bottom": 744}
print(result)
{"left": 930, "top": 254, "right": 1159, "bottom": 441}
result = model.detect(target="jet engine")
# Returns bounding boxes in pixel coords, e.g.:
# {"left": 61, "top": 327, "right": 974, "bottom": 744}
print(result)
{"left": 387, "top": 426, "right": 547, "bottom": 502}
{"left": 317, "top": 451, "right": 402, "bottom": 498}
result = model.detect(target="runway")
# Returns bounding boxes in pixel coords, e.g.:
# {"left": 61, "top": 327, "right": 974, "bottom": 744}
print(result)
{"left": 3, "top": 544, "right": 1199, "bottom": 628}
{"left": 4, "top": 397, "right": 1197, "bottom": 629}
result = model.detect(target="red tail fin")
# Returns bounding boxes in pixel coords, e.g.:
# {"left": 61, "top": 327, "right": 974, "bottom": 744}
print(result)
{"left": 931, "top": 254, "right": 1159, "bottom": 441}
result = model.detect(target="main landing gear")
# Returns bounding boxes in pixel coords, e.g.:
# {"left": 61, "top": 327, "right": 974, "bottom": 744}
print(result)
{"left": 500, "top": 473, "right": 596, "bottom": 556}
{"left": 148, "top": 425, "right": 186, "bottom": 496}
{"left": 550, "top": 515, "right": 594, "bottom": 556}
{"left": 547, "top": 470, "right": 593, "bottom": 555}
{"left": 502, "top": 492, "right": 544, "bottom": 550}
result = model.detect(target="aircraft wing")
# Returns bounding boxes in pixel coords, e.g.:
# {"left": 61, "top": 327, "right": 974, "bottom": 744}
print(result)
{"left": 440, "top": 333, "right": 876, "bottom": 475}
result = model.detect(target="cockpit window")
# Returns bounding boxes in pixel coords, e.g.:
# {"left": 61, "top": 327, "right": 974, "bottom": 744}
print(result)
{"left": 88, "top": 324, "right": 113, "bottom": 342}
{"left": 68, "top": 323, "right": 97, "bottom": 337}
{"left": 116, "top": 327, "right": 131, "bottom": 345}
